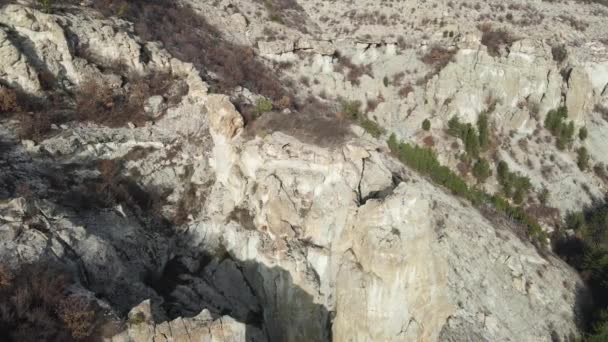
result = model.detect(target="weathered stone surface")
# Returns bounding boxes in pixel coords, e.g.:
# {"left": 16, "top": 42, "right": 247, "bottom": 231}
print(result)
{"left": 109, "top": 300, "right": 266, "bottom": 342}
{"left": 144, "top": 95, "right": 167, "bottom": 118}
{"left": 0, "top": 2, "right": 601, "bottom": 342}
{"left": 258, "top": 40, "right": 295, "bottom": 55}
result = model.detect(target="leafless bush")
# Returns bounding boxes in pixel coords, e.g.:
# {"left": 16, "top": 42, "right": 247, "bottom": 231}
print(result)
{"left": 75, "top": 73, "right": 178, "bottom": 128}
{"left": 423, "top": 135, "right": 435, "bottom": 147}
{"left": 479, "top": 24, "right": 515, "bottom": 57}
{"left": 421, "top": 46, "right": 457, "bottom": 75}
{"left": 594, "top": 163, "right": 608, "bottom": 183}
{"left": 17, "top": 111, "right": 54, "bottom": 142}
{"left": 227, "top": 207, "right": 256, "bottom": 230}
{"left": 558, "top": 15, "right": 589, "bottom": 31}
{"left": 334, "top": 54, "right": 374, "bottom": 86}
{"left": 526, "top": 204, "right": 560, "bottom": 224}
{"left": 82, "top": 0, "right": 289, "bottom": 103}
{"left": 0, "top": 86, "right": 19, "bottom": 114}
{"left": 399, "top": 83, "right": 414, "bottom": 97}
{"left": 255, "top": 0, "right": 308, "bottom": 33}
{"left": 0, "top": 263, "right": 99, "bottom": 341}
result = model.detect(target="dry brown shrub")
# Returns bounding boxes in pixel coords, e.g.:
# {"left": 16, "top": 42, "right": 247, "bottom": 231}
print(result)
{"left": 334, "top": 55, "right": 374, "bottom": 86}
{"left": 75, "top": 73, "right": 177, "bottom": 128}
{"left": 86, "top": 0, "right": 290, "bottom": 103}
{"left": 423, "top": 135, "right": 435, "bottom": 147}
{"left": 0, "top": 263, "right": 99, "bottom": 341}
{"left": 17, "top": 111, "right": 53, "bottom": 142}
{"left": 421, "top": 46, "right": 457, "bottom": 72}
{"left": 57, "top": 297, "right": 97, "bottom": 339}
{"left": 0, "top": 86, "right": 19, "bottom": 114}
{"left": 398, "top": 83, "right": 414, "bottom": 97}
{"left": 274, "top": 95, "right": 293, "bottom": 111}
{"left": 479, "top": 24, "right": 515, "bottom": 57}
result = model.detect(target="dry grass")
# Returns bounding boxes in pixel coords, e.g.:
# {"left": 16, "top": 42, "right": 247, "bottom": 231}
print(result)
{"left": 246, "top": 96, "right": 351, "bottom": 146}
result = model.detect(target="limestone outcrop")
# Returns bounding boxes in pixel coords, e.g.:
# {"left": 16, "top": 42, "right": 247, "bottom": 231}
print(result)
{"left": 0, "top": 1, "right": 603, "bottom": 341}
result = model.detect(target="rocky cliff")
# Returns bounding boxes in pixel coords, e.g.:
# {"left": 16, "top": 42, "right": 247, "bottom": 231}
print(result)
{"left": 0, "top": 0, "right": 605, "bottom": 341}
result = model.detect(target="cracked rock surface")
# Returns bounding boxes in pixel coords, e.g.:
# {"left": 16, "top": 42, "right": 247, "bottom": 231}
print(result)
{"left": 0, "top": 1, "right": 600, "bottom": 341}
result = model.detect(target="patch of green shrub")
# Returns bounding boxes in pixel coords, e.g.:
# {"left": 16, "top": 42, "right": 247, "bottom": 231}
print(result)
{"left": 38, "top": 0, "right": 52, "bottom": 13}
{"left": 496, "top": 160, "right": 531, "bottom": 202}
{"left": 388, "top": 134, "right": 468, "bottom": 195}
{"left": 255, "top": 98, "right": 273, "bottom": 116}
{"left": 472, "top": 158, "right": 492, "bottom": 183}
{"left": 477, "top": 112, "right": 490, "bottom": 150}
{"left": 447, "top": 116, "right": 488, "bottom": 157}
{"left": 579, "top": 126, "right": 588, "bottom": 141}
{"left": 556, "top": 199, "right": 608, "bottom": 340}
{"left": 577, "top": 146, "right": 589, "bottom": 171}
{"left": 422, "top": 118, "right": 431, "bottom": 131}
{"left": 387, "top": 134, "right": 546, "bottom": 245}
{"left": 360, "top": 119, "right": 385, "bottom": 138}
{"left": 341, "top": 100, "right": 385, "bottom": 138}
{"left": 545, "top": 106, "right": 575, "bottom": 150}
{"left": 341, "top": 100, "right": 362, "bottom": 120}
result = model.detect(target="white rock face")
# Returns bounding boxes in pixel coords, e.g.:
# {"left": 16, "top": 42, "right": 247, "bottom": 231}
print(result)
{"left": 109, "top": 300, "right": 267, "bottom": 342}
{"left": 203, "top": 132, "right": 584, "bottom": 342}
{"left": 0, "top": 2, "right": 596, "bottom": 342}
{"left": 427, "top": 40, "right": 563, "bottom": 131}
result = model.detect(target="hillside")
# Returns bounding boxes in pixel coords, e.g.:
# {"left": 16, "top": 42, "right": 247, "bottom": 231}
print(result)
{"left": 0, "top": 0, "right": 607, "bottom": 341}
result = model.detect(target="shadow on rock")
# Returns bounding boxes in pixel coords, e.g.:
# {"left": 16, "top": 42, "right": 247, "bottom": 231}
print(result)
{"left": 0, "top": 128, "right": 331, "bottom": 341}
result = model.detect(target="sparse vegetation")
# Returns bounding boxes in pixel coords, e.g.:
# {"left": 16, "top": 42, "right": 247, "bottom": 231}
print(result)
{"left": 545, "top": 106, "right": 575, "bottom": 150}
{"left": 579, "top": 126, "right": 588, "bottom": 141}
{"left": 341, "top": 100, "right": 384, "bottom": 137}
{"left": 472, "top": 158, "right": 492, "bottom": 183}
{"left": 388, "top": 134, "right": 468, "bottom": 196}
{"left": 257, "top": 0, "right": 307, "bottom": 33}
{"left": 447, "top": 116, "right": 480, "bottom": 157}
{"left": 38, "top": 0, "right": 52, "bottom": 13}
{"left": 398, "top": 83, "right": 414, "bottom": 98}
{"left": 341, "top": 100, "right": 362, "bottom": 120}
{"left": 479, "top": 24, "right": 515, "bottom": 57}
{"left": 497, "top": 160, "right": 532, "bottom": 204}
{"left": 554, "top": 198, "right": 608, "bottom": 341}
{"left": 0, "top": 263, "right": 99, "bottom": 341}
{"left": 422, "top": 118, "right": 431, "bottom": 131}
{"left": 477, "top": 112, "right": 490, "bottom": 150}
{"left": 334, "top": 55, "right": 374, "bottom": 86}
{"left": 388, "top": 134, "right": 546, "bottom": 245}
{"left": 538, "top": 187, "right": 549, "bottom": 205}
{"left": 577, "top": 146, "right": 590, "bottom": 171}
{"left": 80, "top": 0, "right": 289, "bottom": 104}
{"left": 421, "top": 45, "right": 457, "bottom": 75}
{"left": 551, "top": 45, "right": 568, "bottom": 63}
{"left": 360, "top": 119, "right": 385, "bottom": 138}
{"left": 255, "top": 98, "right": 274, "bottom": 116}
{"left": 75, "top": 73, "right": 181, "bottom": 128}
{"left": 0, "top": 86, "right": 19, "bottom": 114}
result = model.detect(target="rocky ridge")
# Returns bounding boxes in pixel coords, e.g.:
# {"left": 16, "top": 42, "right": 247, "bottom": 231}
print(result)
{"left": 0, "top": 0, "right": 604, "bottom": 341}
